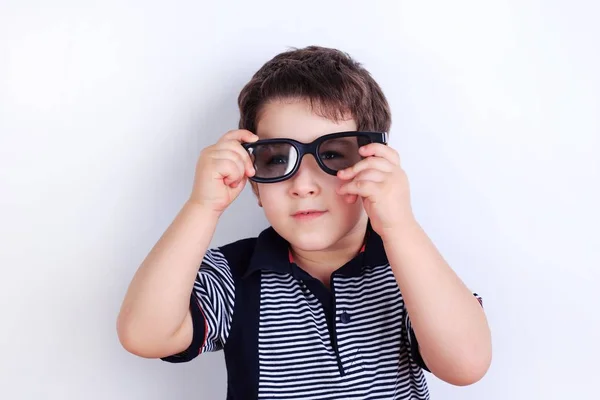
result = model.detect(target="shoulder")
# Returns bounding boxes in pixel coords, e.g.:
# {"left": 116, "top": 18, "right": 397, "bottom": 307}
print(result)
{"left": 208, "top": 225, "right": 286, "bottom": 280}
{"left": 210, "top": 236, "right": 259, "bottom": 278}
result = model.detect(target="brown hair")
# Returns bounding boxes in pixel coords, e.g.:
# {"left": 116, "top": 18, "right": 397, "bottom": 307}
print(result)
{"left": 237, "top": 46, "right": 391, "bottom": 134}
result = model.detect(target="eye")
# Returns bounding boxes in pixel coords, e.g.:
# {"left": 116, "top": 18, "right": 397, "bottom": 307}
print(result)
{"left": 320, "top": 151, "right": 344, "bottom": 160}
{"left": 267, "top": 154, "right": 288, "bottom": 165}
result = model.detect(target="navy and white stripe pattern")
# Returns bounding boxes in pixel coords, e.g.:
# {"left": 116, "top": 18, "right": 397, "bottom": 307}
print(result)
{"left": 193, "top": 248, "right": 235, "bottom": 353}
{"left": 161, "top": 225, "right": 447, "bottom": 399}
{"left": 257, "top": 263, "right": 429, "bottom": 399}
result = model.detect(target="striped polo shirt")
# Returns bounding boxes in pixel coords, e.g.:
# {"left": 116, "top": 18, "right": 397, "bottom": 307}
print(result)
{"left": 162, "top": 222, "right": 461, "bottom": 399}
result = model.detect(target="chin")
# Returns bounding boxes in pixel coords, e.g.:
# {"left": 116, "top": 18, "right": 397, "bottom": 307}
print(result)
{"left": 282, "top": 229, "right": 340, "bottom": 251}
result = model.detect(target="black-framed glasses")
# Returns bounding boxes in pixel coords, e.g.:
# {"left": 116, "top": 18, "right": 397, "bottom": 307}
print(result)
{"left": 242, "top": 131, "right": 388, "bottom": 183}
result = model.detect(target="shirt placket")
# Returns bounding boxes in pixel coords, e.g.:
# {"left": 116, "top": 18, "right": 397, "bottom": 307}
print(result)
{"left": 331, "top": 275, "right": 362, "bottom": 376}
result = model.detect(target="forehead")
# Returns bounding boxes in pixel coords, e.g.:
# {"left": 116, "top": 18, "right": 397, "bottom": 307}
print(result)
{"left": 255, "top": 99, "right": 357, "bottom": 143}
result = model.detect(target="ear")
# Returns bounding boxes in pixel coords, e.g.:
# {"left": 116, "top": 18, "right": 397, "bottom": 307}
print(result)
{"left": 250, "top": 181, "right": 262, "bottom": 207}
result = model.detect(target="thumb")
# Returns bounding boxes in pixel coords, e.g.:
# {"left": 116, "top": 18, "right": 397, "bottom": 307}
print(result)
{"left": 219, "top": 129, "right": 259, "bottom": 144}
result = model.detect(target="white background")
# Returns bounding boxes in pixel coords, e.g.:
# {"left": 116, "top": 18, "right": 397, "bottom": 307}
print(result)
{"left": 1, "top": 1, "right": 598, "bottom": 399}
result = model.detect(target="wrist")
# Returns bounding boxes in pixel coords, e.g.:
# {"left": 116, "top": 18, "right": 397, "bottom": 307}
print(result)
{"left": 183, "top": 200, "right": 223, "bottom": 222}
{"left": 380, "top": 217, "right": 421, "bottom": 243}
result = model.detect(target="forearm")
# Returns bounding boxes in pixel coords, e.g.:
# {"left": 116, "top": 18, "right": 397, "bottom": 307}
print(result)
{"left": 117, "top": 201, "right": 220, "bottom": 349}
{"left": 381, "top": 220, "right": 491, "bottom": 385}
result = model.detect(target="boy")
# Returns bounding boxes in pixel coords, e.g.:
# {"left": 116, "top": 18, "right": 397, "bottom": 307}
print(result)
{"left": 117, "top": 46, "right": 491, "bottom": 399}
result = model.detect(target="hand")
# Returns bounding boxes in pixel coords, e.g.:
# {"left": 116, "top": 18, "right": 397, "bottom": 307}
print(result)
{"left": 336, "top": 143, "right": 415, "bottom": 238}
{"left": 189, "top": 129, "right": 258, "bottom": 214}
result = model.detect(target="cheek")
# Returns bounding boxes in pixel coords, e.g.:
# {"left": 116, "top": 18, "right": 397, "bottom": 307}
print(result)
{"left": 330, "top": 178, "right": 355, "bottom": 202}
{"left": 257, "top": 184, "right": 287, "bottom": 213}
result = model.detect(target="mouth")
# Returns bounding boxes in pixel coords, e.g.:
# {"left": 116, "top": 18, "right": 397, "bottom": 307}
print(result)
{"left": 291, "top": 209, "right": 327, "bottom": 220}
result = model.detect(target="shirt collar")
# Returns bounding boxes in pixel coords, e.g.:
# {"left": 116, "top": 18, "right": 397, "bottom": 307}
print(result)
{"left": 242, "top": 220, "right": 389, "bottom": 279}
{"left": 242, "top": 225, "right": 294, "bottom": 279}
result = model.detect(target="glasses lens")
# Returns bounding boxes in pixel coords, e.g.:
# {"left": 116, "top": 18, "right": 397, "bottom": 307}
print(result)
{"left": 318, "top": 135, "right": 369, "bottom": 172}
{"left": 248, "top": 143, "right": 298, "bottom": 180}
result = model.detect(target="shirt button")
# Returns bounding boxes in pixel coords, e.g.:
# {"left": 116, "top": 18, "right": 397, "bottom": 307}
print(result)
{"left": 340, "top": 311, "right": 351, "bottom": 324}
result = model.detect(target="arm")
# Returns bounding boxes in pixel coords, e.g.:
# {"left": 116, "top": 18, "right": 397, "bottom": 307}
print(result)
{"left": 382, "top": 221, "right": 491, "bottom": 385}
{"left": 337, "top": 142, "right": 492, "bottom": 385}
{"left": 117, "top": 129, "right": 258, "bottom": 359}
{"left": 117, "top": 202, "right": 220, "bottom": 358}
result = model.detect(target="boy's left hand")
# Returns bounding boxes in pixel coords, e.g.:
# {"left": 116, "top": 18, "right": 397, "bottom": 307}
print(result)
{"left": 336, "top": 143, "right": 415, "bottom": 238}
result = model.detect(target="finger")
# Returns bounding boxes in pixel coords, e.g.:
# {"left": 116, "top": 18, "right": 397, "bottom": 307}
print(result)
{"left": 219, "top": 129, "right": 259, "bottom": 145}
{"left": 223, "top": 171, "right": 245, "bottom": 187}
{"left": 212, "top": 159, "right": 241, "bottom": 186}
{"left": 211, "top": 150, "right": 246, "bottom": 178}
{"left": 344, "top": 194, "right": 359, "bottom": 204}
{"left": 358, "top": 143, "right": 401, "bottom": 165}
{"left": 212, "top": 152, "right": 245, "bottom": 185}
{"left": 220, "top": 140, "right": 256, "bottom": 176}
{"left": 337, "top": 157, "right": 393, "bottom": 180}
{"left": 229, "top": 175, "right": 247, "bottom": 189}
{"left": 337, "top": 180, "right": 380, "bottom": 199}
{"left": 220, "top": 166, "right": 243, "bottom": 187}
{"left": 351, "top": 169, "right": 388, "bottom": 183}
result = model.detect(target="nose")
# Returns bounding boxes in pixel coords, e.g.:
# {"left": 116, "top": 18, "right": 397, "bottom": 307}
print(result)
{"left": 288, "top": 155, "right": 321, "bottom": 198}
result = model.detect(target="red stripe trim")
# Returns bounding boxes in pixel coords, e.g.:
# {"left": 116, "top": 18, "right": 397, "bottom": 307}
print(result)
{"left": 195, "top": 297, "right": 208, "bottom": 355}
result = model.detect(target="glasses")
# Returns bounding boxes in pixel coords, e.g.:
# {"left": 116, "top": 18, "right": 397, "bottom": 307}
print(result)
{"left": 242, "top": 131, "right": 388, "bottom": 183}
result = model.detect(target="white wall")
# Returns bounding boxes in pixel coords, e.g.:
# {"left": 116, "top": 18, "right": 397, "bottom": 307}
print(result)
{"left": 1, "top": 1, "right": 598, "bottom": 399}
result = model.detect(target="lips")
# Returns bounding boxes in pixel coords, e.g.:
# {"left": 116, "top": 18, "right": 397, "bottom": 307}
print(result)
{"left": 291, "top": 209, "right": 327, "bottom": 220}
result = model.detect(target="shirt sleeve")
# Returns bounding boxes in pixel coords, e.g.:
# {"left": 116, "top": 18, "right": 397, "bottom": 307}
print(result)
{"left": 405, "top": 292, "right": 483, "bottom": 372}
{"left": 161, "top": 248, "right": 235, "bottom": 363}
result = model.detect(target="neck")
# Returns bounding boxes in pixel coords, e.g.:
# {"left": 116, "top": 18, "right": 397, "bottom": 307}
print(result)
{"left": 290, "top": 218, "right": 368, "bottom": 288}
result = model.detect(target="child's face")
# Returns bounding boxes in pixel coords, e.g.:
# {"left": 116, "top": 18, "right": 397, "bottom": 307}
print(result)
{"left": 253, "top": 99, "right": 367, "bottom": 251}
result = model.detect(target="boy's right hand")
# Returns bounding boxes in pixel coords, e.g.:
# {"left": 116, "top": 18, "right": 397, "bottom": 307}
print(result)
{"left": 189, "top": 129, "right": 258, "bottom": 213}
